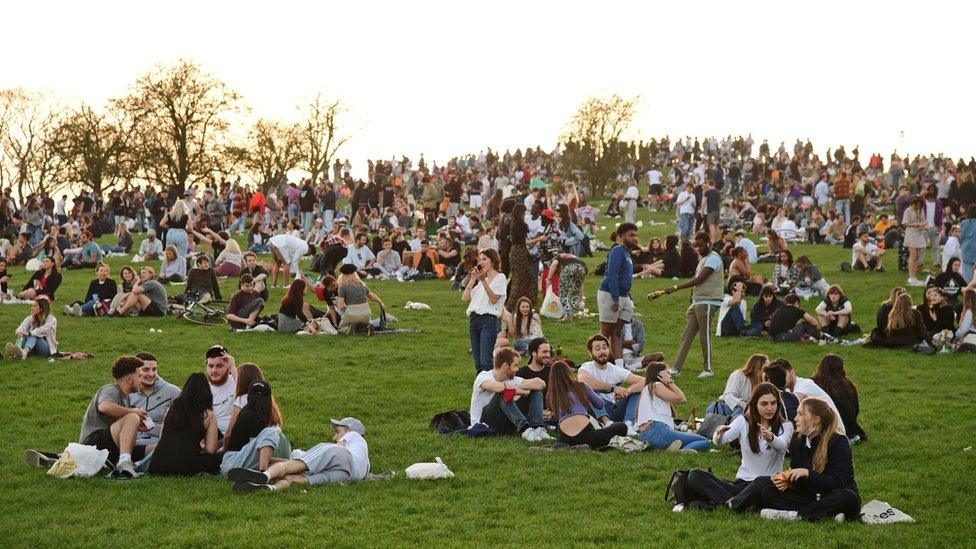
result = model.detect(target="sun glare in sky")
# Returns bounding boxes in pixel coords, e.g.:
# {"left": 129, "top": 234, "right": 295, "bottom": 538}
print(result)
{"left": 3, "top": 0, "right": 974, "bottom": 179}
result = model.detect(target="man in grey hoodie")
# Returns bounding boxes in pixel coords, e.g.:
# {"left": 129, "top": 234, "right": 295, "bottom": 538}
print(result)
{"left": 128, "top": 352, "right": 181, "bottom": 452}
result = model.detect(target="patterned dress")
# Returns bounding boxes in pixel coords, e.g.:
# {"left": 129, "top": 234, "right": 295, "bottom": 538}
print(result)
{"left": 558, "top": 258, "right": 588, "bottom": 319}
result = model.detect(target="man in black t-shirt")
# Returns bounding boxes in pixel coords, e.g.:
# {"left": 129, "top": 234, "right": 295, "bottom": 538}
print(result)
{"left": 769, "top": 294, "right": 821, "bottom": 343}
{"left": 701, "top": 180, "right": 722, "bottom": 243}
{"left": 226, "top": 275, "right": 265, "bottom": 330}
{"left": 517, "top": 338, "right": 553, "bottom": 421}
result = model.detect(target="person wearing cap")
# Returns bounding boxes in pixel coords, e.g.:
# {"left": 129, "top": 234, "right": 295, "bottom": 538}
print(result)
{"left": 267, "top": 233, "right": 310, "bottom": 286}
{"left": 138, "top": 230, "right": 164, "bottom": 261}
{"left": 229, "top": 417, "right": 369, "bottom": 492}
{"left": 218, "top": 380, "right": 284, "bottom": 477}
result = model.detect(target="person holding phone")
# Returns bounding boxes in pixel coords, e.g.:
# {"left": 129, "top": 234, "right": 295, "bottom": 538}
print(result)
{"left": 635, "top": 360, "right": 710, "bottom": 452}
{"left": 462, "top": 249, "right": 507, "bottom": 372}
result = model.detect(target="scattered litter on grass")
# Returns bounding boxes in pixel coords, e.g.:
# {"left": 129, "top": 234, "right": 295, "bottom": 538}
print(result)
{"left": 404, "top": 301, "right": 431, "bottom": 310}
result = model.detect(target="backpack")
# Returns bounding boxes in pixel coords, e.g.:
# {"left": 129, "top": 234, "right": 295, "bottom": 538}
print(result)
{"left": 429, "top": 410, "right": 471, "bottom": 433}
{"left": 664, "top": 467, "right": 712, "bottom": 505}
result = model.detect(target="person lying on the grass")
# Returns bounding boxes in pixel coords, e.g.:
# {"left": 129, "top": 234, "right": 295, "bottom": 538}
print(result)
{"left": 148, "top": 372, "right": 223, "bottom": 476}
{"left": 182, "top": 255, "right": 222, "bottom": 304}
{"left": 218, "top": 380, "right": 284, "bottom": 476}
{"left": 229, "top": 417, "right": 369, "bottom": 492}
{"left": 5, "top": 297, "right": 58, "bottom": 360}
{"left": 226, "top": 275, "right": 266, "bottom": 330}
{"left": 468, "top": 347, "right": 550, "bottom": 442}
{"left": 684, "top": 382, "right": 794, "bottom": 512}
{"left": 546, "top": 360, "right": 626, "bottom": 449}
{"left": 756, "top": 398, "right": 861, "bottom": 523}
{"left": 128, "top": 352, "right": 180, "bottom": 453}
{"left": 113, "top": 267, "right": 168, "bottom": 317}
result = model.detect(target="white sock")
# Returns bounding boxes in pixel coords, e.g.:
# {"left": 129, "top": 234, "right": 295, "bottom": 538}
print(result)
{"left": 119, "top": 453, "right": 131, "bottom": 463}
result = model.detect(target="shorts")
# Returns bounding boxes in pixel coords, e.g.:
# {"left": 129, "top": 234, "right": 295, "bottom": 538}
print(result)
{"left": 649, "top": 184, "right": 663, "bottom": 196}
{"left": 706, "top": 211, "right": 720, "bottom": 226}
{"left": 81, "top": 428, "right": 146, "bottom": 464}
{"left": 469, "top": 194, "right": 483, "bottom": 209}
{"left": 597, "top": 290, "right": 634, "bottom": 323}
{"left": 141, "top": 302, "right": 166, "bottom": 317}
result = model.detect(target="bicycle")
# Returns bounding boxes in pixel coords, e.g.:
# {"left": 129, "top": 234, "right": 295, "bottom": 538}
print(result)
{"left": 173, "top": 295, "right": 227, "bottom": 326}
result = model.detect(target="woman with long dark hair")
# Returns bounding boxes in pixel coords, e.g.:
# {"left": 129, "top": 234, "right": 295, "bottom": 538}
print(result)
{"left": 916, "top": 286, "right": 956, "bottom": 335}
{"left": 5, "top": 297, "right": 57, "bottom": 359}
{"left": 462, "top": 249, "right": 507, "bottom": 372}
{"left": 546, "top": 361, "right": 627, "bottom": 448}
{"left": 277, "top": 278, "right": 313, "bottom": 333}
{"left": 19, "top": 256, "right": 61, "bottom": 301}
{"left": 496, "top": 296, "right": 543, "bottom": 353}
{"left": 811, "top": 354, "right": 867, "bottom": 443}
{"left": 505, "top": 203, "right": 535, "bottom": 312}
{"left": 686, "top": 383, "right": 793, "bottom": 512}
{"left": 219, "top": 380, "right": 284, "bottom": 476}
{"left": 635, "top": 361, "right": 710, "bottom": 452}
{"left": 149, "top": 373, "right": 222, "bottom": 476}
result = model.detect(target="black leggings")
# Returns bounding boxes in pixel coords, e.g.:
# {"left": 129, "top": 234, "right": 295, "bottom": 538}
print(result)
{"left": 757, "top": 477, "right": 861, "bottom": 521}
{"left": 557, "top": 422, "right": 627, "bottom": 449}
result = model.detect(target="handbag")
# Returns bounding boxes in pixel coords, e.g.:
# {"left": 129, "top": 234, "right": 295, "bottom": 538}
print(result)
{"left": 405, "top": 457, "right": 454, "bottom": 480}
{"left": 664, "top": 467, "right": 711, "bottom": 505}
{"left": 540, "top": 290, "right": 564, "bottom": 319}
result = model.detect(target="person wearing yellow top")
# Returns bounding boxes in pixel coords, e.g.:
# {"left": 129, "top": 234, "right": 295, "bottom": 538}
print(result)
{"left": 874, "top": 214, "right": 892, "bottom": 237}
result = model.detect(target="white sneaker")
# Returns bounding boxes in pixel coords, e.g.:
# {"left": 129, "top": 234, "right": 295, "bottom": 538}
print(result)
{"left": 834, "top": 513, "right": 845, "bottom": 523}
{"left": 667, "top": 367, "right": 681, "bottom": 376}
{"left": 625, "top": 421, "right": 638, "bottom": 437}
{"left": 907, "top": 277, "right": 925, "bottom": 287}
{"left": 672, "top": 503, "right": 685, "bottom": 513}
{"left": 63, "top": 305, "right": 72, "bottom": 316}
{"left": 534, "top": 427, "right": 552, "bottom": 441}
{"left": 522, "top": 428, "right": 540, "bottom": 442}
{"left": 114, "top": 458, "right": 138, "bottom": 480}
{"left": 760, "top": 509, "right": 800, "bottom": 522}
{"left": 697, "top": 370, "right": 714, "bottom": 379}
{"left": 72, "top": 304, "right": 82, "bottom": 317}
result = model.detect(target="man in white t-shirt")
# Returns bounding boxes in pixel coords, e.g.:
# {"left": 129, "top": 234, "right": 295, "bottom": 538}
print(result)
{"left": 469, "top": 347, "right": 549, "bottom": 441}
{"left": 205, "top": 345, "right": 238, "bottom": 434}
{"left": 646, "top": 167, "right": 664, "bottom": 209}
{"left": 268, "top": 233, "right": 311, "bottom": 283}
{"left": 676, "top": 182, "right": 697, "bottom": 242}
{"left": 623, "top": 179, "right": 639, "bottom": 223}
{"left": 778, "top": 361, "right": 846, "bottom": 436}
{"left": 344, "top": 233, "right": 379, "bottom": 276}
{"left": 577, "top": 334, "right": 646, "bottom": 433}
{"left": 850, "top": 232, "right": 886, "bottom": 272}
{"left": 229, "top": 417, "right": 372, "bottom": 492}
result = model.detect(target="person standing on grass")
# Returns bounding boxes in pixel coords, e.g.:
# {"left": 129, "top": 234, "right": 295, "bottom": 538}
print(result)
{"left": 230, "top": 417, "right": 369, "bottom": 493}
{"left": 128, "top": 352, "right": 180, "bottom": 453}
{"left": 546, "top": 361, "right": 628, "bottom": 449}
{"left": 758, "top": 398, "right": 861, "bottom": 523}
{"left": 598, "top": 222, "right": 638, "bottom": 363}
{"left": 578, "top": 334, "right": 645, "bottom": 434}
{"left": 462, "top": 248, "right": 507, "bottom": 372}
{"left": 623, "top": 178, "right": 639, "bottom": 223}
{"left": 663, "top": 231, "right": 724, "bottom": 378}
{"left": 469, "top": 347, "right": 550, "bottom": 442}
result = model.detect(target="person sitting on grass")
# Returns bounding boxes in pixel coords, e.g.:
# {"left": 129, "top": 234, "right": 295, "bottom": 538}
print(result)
{"left": 707, "top": 353, "right": 767, "bottom": 417}
{"left": 183, "top": 255, "right": 222, "bottom": 304}
{"left": 469, "top": 347, "right": 549, "bottom": 441}
{"left": 763, "top": 357, "right": 844, "bottom": 435}
{"left": 4, "top": 297, "right": 57, "bottom": 360}
{"left": 546, "top": 360, "right": 627, "bottom": 449}
{"left": 147, "top": 372, "right": 223, "bottom": 476}
{"left": 374, "top": 238, "right": 408, "bottom": 279}
{"left": 850, "top": 231, "right": 886, "bottom": 272}
{"left": 717, "top": 279, "right": 750, "bottom": 337}
{"left": 241, "top": 252, "right": 269, "bottom": 300}
{"left": 277, "top": 279, "right": 315, "bottom": 334}
{"left": 815, "top": 285, "right": 858, "bottom": 337}
{"left": 62, "top": 231, "right": 103, "bottom": 270}
{"left": 684, "top": 382, "right": 794, "bottom": 513}
{"left": 137, "top": 229, "right": 164, "bottom": 261}
{"left": 229, "top": 417, "right": 370, "bottom": 493}
{"left": 67, "top": 262, "right": 117, "bottom": 317}
{"left": 221, "top": 363, "right": 283, "bottom": 451}
{"left": 218, "top": 380, "right": 284, "bottom": 476}
{"left": 578, "top": 334, "right": 645, "bottom": 434}
{"left": 102, "top": 223, "right": 133, "bottom": 255}
{"left": 4, "top": 233, "right": 33, "bottom": 266}
{"left": 870, "top": 293, "right": 930, "bottom": 349}
{"left": 758, "top": 398, "right": 861, "bottom": 523}
{"left": 128, "top": 352, "right": 180, "bottom": 453}
{"left": 496, "top": 296, "right": 544, "bottom": 354}
{"left": 18, "top": 256, "right": 61, "bottom": 301}
{"left": 114, "top": 266, "right": 168, "bottom": 317}
{"left": 335, "top": 264, "right": 386, "bottom": 336}
{"left": 635, "top": 360, "right": 710, "bottom": 452}
{"left": 916, "top": 286, "right": 956, "bottom": 336}
{"left": 157, "top": 245, "right": 186, "bottom": 283}
{"left": 810, "top": 354, "right": 867, "bottom": 444}
{"left": 761, "top": 360, "right": 800, "bottom": 422}
{"left": 0, "top": 258, "right": 10, "bottom": 297}
{"left": 791, "top": 256, "right": 830, "bottom": 296}
{"left": 769, "top": 293, "right": 821, "bottom": 343}
{"left": 79, "top": 356, "right": 150, "bottom": 479}
{"left": 344, "top": 232, "right": 380, "bottom": 278}
{"left": 214, "top": 238, "right": 244, "bottom": 277}
{"left": 226, "top": 274, "right": 266, "bottom": 331}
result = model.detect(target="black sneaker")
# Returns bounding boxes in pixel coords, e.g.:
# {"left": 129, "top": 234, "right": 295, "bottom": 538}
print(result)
{"left": 234, "top": 481, "right": 273, "bottom": 493}
{"left": 25, "top": 449, "right": 60, "bottom": 468}
{"left": 839, "top": 261, "right": 852, "bottom": 273}
{"left": 227, "top": 467, "right": 270, "bottom": 484}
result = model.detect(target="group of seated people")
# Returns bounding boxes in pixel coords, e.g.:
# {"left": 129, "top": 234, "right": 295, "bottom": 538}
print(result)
{"left": 26, "top": 348, "right": 372, "bottom": 493}
{"left": 466, "top": 334, "right": 866, "bottom": 522}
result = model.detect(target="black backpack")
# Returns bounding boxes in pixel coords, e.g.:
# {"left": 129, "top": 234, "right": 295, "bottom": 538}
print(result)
{"left": 664, "top": 467, "right": 712, "bottom": 505}
{"left": 429, "top": 410, "right": 471, "bottom": 433}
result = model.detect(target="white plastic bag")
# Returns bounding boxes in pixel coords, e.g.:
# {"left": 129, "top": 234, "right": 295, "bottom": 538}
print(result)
{"left": 47, "top": 443, "right": 109, "bottom": 478}
{"left": 405, "top": 457, "right": 454, "bottom": 480}
{"left": 25, "top": 258, "right": 42, "bottom": 272}
{"left": 540, "top": 290, "right": 564, "bottom": 319}
{"left": 404, "top": 301, "right": 431, "bottom": 311}
{"left": 860, "top": 500, "right": 915, "bottom": 524}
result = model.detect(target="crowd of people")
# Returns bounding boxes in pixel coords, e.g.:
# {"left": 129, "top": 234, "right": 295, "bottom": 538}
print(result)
{"left": 8, "top": 135, "right": 976, "bottom": 523}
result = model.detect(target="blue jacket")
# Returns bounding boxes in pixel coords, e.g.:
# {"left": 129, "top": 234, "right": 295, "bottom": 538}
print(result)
{"left": 960, "top": 219, "right": 976, "bottom": 263}
{"left": 599, "top": 245, "right": 633, "bottom": 299}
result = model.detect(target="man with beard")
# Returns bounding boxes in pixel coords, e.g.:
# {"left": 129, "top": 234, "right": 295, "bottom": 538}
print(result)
{"left": 469, "top": 347, "right": 549, "bottom": 441}
{"left": 578, "top": 334, "right": 646, "bottom": 435}
{"left": 205, "top": 345, "right": 238, "bottom": 435}
{"left": 128, "top": 352, "right": 180, "bottom": 453}
{"left": 598, "top": 222, "right": 638, "bottom": 361}
{"left": 517, "top": 338, "right": 553, "bottom": 421}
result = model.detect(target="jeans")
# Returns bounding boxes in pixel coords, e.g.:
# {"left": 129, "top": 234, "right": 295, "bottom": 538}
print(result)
{"left": 721, "top": 305, "right": 746, "bottom": 336}
{"left": 135, "top": 211, "right": 146, "bottom": 232}
{"left": 287, "top": 204, "right": 299, "bottom": 220}
{"left": 166, "top": 228, "right": 188, "bottom": 258}
{"left": 480, "top": 391, "right": 544, "bottom": 434}
{"left": 322, "top": 209, "right": 335, "bottom": 231}
{"left": 80, "top": 299, "right": 99, "bottom": 316}
{"left": 469, "top": 313, "right": 499, "bottom": 372}
{"left": 229, "top": 215, "right": 245, "bottom": 233}
{"left": 301, "top": 212, "right": 316, "bottom": 237}
{"left": 638, "top": 420, "right": 710, "bottom": 452}
{"left": 594, "top": 393, "right": 640, "bottom": 423}
{"left": 773, "top": 323, "right": 819, "bottom": 343}
{"left": 249, "top": 244, "right": 269, "bottom": 254}
{"left": 834, "top": 199, "right": 850, "bottom": 223}
{"left": 678, "top": 213, "right": 695, "bottom": 241}
{"left": 22, "top": 336, "right": 51, "bottom": 357}
{"left": 29, "top": 225, "right": 43, "bottom": 246}
{"left": 963, "top": 261, "right": 974, "bottom": 284}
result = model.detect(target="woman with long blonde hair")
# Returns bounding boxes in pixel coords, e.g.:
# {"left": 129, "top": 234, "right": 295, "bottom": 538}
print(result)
{"left": 214, "top": 238, "right": 244, "bottom": 277}
{"left": 161, "top": 198, "right": 191, "bottom": 258}
{"left": 758, "top": 397, "right": 860, "bottom": 522}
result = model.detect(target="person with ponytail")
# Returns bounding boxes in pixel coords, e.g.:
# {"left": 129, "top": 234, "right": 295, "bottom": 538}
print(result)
{"left": 545, "top": 361, "right": 627, "bottom": 449}
{"left": 685, "top": 383, "right": 794, "bottom": 511}
{"left": 634, "top": 360, "right": 710, "bottom": 452}
{"left": 758, "top": 397, "right": 860, "bottom": 522}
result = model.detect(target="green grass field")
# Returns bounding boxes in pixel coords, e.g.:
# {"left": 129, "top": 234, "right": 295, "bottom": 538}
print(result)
{"left": 1, "top": 207, "right": 974, "bottom": 547}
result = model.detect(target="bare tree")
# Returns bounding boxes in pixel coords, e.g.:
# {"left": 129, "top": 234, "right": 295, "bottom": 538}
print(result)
{"left": 48, "top": 102, "right": 139, "bottom": 195}
{"left": 560, "top": 94, "right": 640, "bottom": 197}
{"left": 225, "top": 119, "right": 303, "bottom": 190}
{"left": 121, "top": 59, "right": 242, "bottom": 193}
{"left": 0, "top": 89, "right": 66, "bottom": 201}
{"left": 297, "top": 94, "right": 351, "bottom": 182}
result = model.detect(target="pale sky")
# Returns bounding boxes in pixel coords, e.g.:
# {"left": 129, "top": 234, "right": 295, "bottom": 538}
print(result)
{"left": 3, "top": 0, "right": 974, "bottom": 180}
